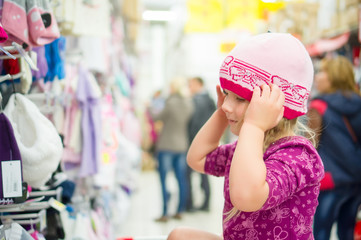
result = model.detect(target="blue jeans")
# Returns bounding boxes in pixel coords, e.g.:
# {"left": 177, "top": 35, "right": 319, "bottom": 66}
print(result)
{"left": 156, "top": 151, "right": 188, "bottom": 216}
{"left": 313, "top": 184, "right": 361, "bottom": 240}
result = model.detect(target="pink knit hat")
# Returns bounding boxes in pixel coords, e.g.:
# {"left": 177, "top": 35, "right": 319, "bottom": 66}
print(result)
{"left": 219, "top": 32, "right": 314, "bottom": 119}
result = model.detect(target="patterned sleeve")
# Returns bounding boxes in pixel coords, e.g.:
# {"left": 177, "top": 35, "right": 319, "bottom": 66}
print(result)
{"left": 261, "top": 142, "right": 324, "bottom": 211}
{"left": 204, "top": 141, "right": 236, "bottom": 177}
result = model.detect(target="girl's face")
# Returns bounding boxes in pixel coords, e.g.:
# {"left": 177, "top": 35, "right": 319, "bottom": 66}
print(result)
{"left": 221, "top": 89, "right": 250, "bottom": 135}
{"left": 314, "top": 70, "right": 331, "bottom": 94}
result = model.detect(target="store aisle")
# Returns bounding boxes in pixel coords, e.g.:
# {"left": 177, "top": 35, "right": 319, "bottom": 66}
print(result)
{"left": 115, "top": 169, "right": 224, "bottom": 239}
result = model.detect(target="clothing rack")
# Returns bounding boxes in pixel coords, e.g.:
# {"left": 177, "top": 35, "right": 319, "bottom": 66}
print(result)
{"left": 29, "top": 187, "right": 63, "bottom": 201}
{"left": 0, "top": 209, "right": 46, "bottom": 226}
{"left": 0, "top": 187, "right": 63, "bottom": 221}
{"left": 0, "top": 186, "right": 64, "bottom": 237}
{"left": 0, "top": 199, "right": 50, "bottom": 213}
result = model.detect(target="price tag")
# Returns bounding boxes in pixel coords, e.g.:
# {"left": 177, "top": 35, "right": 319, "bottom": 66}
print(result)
{"left": 1, "top": 161, "right": 22, "bottom": 198}
{"left": 49, "top": 198, "right": 66, "bottom": 212}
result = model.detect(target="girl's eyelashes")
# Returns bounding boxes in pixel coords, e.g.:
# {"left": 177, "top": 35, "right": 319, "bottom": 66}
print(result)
{"left": 222, "top": 89, "right": 245, "bottom": 101}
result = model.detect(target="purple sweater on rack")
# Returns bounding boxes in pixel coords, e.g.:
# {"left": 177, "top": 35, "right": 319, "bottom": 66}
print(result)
{"left": 0, "top": 113, "right": 22, "bottom": 202}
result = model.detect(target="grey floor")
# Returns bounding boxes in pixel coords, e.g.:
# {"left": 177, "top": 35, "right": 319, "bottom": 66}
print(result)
{"left": 115, "top": 169, "right": 338, "bottom": 240}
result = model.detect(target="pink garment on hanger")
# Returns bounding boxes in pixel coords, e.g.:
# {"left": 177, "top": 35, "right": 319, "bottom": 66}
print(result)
{"left": 91, "top": 207, "right": 112, "bottom": 240}
{"left": 26, "top": 2, "right": 60, "bottom": 46}
{"left": 62, "top": 65, "right": 81, "bottom": 164}
{"left": 1, "top": 0, "right": 60, "bottom": 47}
{"left": 96, "top": 207, "right": 113, "bottom": 239}
{"left": 94, "top": 94, "right": 119, "bottom": 188}
{"left": 90, "top": 210, "right": 105, "bottom": 240}
{"left": 120, "top": 110, "right": 142, "bottom": 147}
{"left": 101, "top": 94, "right": 119, "bottom": 163}
{"left": 1, "top": 0, "right": 29, "bottom": 46}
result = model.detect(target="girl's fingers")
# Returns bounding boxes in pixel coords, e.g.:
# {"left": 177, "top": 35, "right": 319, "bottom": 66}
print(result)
{"left": 216, "top": 85, "right": 221, "bottom": 96}
{"left": 270, "top": 84, "right": 285, "bottom": 106}
{"left": 268, "top": 84, "right": 285, "bottom": 107}
{"left": 253, "top": 85, "right": 261, "bottom": 98}
{"left": 260, "top": 84, "right": 271, "bottom": 98}
{"left": 277, "top": 90, "right": 285, "bottom": 106}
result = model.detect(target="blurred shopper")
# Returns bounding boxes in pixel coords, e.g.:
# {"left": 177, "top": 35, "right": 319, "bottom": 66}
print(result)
{"left": 148, "top": 77, "right": 193, "bottom": 222}
{"left": 186, "top": 76, "right": 216, "bottom": 212}
{"left": 308, "top": 56, "right": 361, "bottom": 240}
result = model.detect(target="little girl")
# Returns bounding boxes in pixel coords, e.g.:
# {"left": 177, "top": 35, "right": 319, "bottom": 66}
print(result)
{"left": 167, "top": 33, "right": 325, "bottom": 240}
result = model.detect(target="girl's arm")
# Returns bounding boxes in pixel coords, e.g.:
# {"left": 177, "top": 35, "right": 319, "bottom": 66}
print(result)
{"left": 229, "top": 84, "right": 285, "bottom": 212}
{"left": 187, "top": 85, "right": 228, "bottom": 173}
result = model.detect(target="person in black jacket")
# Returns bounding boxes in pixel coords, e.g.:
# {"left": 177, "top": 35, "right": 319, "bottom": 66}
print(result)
{"left": 308, "top": 56, "right": 361, "bottom": 240}
{"left": 186, "top": 76, "right": 216, "bottom": 212}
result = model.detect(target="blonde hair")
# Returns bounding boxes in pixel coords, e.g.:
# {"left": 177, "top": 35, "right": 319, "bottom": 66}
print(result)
{"left": 169, "top": 76, "right": 188, "bottom": 96}
{"left": 224, "top": 116, "right": 316, "bottom": 222}
{"left": 319, "top": 56, "right": 359, "bottom": 95}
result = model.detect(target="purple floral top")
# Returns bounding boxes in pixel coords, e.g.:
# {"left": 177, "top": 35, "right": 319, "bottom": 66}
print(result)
{"left": 205, "top": 136, "right": 324, "bottom": 240}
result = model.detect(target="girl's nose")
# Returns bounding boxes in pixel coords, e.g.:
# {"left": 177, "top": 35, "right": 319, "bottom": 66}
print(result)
{"left": 221, "top": 97, "right": 232, "bottom": 113}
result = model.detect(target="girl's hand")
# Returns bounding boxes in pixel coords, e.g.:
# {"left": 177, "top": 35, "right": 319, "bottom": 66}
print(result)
{"left": 244, "top": 84, "right": 285, "bottom": 132}
{"left": 216, "top": 85, "right": 225, "bottom": 109}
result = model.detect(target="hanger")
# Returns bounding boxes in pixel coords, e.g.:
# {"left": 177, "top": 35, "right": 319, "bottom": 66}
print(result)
{"left": 0, "top": 72, "right": 22, "bottom": 105}
{"left": 0, "top": 42, "right": 38, "bottom": 71}
{"left": 26, "top": 92, "right": 57, "bottom": 114}
{"left": 0, "top": 211, "right": 42, "bottom": 220}
{"left": 9, "top": 71, "right": 25, "bottom": 80}
{"left": 0, "top": 72, "right": 25, "bottom": 84}
{"left": 11, "top": 42, "right": 38, "bottom": 71}
{"left": 7, "top": 72, "right": 23, "bottom": 104}
{"left": 0, "top": 201, "right": 49, "bottom": 213}
{"left": 0, "top": 74, "right": 11, "bottom": 83}
{"left": 0, "top": 46, "right": 16, "bottom": 59}
{"left": 0, "top": 213, "right": 42, "bottom": 227}
{"left": 0, "top": 197, "right": 49, "bottom": 213}
{"left": 29, "top": 186, "right": 63, "bottom": 201}
{"left": 25, "top": 91, "right": 54, "bottom": 101}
